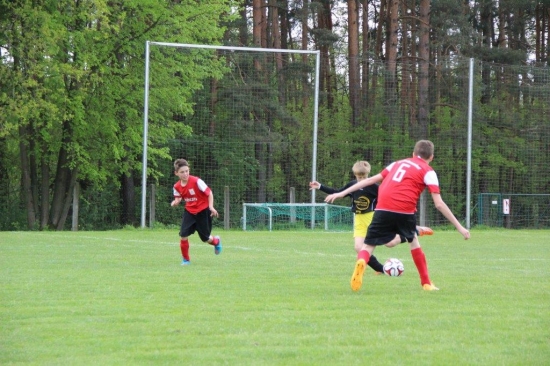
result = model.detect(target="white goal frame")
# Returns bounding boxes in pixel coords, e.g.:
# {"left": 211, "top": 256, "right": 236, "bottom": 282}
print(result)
{"left": 141, "top": 42, "right": 321, "bottom": 227}
{"left": 242, "top": 203, "right": 351, "bottom": 231}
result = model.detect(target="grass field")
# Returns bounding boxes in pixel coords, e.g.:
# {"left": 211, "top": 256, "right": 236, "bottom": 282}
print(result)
{"left": 1, "top": 229, "right": 549, "bottom": 365}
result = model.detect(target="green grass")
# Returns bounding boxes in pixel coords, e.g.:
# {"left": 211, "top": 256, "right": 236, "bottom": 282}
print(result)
{"left": 1, "top": 229, "right": 549, "bottom": 365}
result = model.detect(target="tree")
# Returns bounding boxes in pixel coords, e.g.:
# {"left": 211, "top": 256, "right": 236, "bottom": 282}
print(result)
{"left": 417, "top": 0, "right": 430, "bottom": 138}
{"left": 348, "top": 0, "right": 360, "bottom": 127}
{"left": 0, "top": 0, "right": 234, "bottom": 229}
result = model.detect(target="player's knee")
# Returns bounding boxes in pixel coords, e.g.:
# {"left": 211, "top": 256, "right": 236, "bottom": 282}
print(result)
{"left": 385, "top": 235, "right": 403, "bottom": 248}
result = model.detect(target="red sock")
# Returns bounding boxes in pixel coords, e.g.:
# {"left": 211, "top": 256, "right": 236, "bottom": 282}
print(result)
{"left": 180, "top": 239, "right": 190, "bottom": 261}
{"left": 209, "top": 236, "right": 219, "bottom": 246}
{"left": 411, "top": 247, "right": 431, "bottom": 285}
{"left": 357, "top": 250, "right": 370, "bottom": 264}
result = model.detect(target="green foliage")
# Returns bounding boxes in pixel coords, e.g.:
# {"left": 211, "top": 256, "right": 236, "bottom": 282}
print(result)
{"left": 0, "top": 0, "right": 236, "bottom": 229}
{"left": 74, "top": 182, "right": 124, "bottom": 230}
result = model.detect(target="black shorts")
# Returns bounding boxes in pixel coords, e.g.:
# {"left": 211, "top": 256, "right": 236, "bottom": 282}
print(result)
{"left": 179, "top": 208, "right": 212, "bottom": 242}
{"left": 364, "top": 210, "right": 417, "bottom": 246}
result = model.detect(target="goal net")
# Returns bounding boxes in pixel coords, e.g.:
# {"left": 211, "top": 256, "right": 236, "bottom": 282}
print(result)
{"left": 141, "top": 42, "right": 321, "bottom": 229}
{"left": 242, "top": 203, "right": 353, "bottom": 231}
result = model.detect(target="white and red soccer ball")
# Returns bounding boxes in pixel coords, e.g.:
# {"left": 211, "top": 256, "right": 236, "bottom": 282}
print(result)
{"left": 383, "top": 258, "right": 404, "bottom": 277}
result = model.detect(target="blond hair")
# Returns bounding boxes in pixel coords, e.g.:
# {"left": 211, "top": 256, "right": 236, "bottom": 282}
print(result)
{"left": 352, "top": 161, "right": 371, "bottom": 178}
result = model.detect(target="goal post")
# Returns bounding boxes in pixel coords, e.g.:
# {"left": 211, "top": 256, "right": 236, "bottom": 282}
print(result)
{"left": 141, "top": 41, "right": 321, "bottom": 228}
{"left": 242, "top": 203, "right": 353, "bottom": 231}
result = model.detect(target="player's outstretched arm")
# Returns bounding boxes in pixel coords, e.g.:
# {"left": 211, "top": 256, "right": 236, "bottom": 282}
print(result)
{"left": 324, "top": 193, "right": 342, "bottom": 203}
{"left": 309, "top": 181, "right": 321, "bottom": 190}
{"left": 171, "top": 197, "right": 182, "bottom": 207}
{"left": 324, "top": 174, "right": 383, "bottom": 203}
{"left": 431, "top": 193, "right": 470, "bottom": 240}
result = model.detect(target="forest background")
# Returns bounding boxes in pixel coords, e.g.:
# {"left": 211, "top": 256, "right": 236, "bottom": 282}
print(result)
{"left": 0, "top": 0, "right": 549, "bottom": 231}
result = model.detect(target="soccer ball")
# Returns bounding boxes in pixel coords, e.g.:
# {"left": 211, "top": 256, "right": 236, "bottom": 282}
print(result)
{"left": 383, "top": 258, "right": 404, "bottom": 277}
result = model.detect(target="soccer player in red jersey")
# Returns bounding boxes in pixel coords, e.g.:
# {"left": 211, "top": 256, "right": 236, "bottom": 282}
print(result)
{"left": 310, "top": 160, "right": 433, "bottom": 275}
{"left": 325, "top": 140, "right": 470, "bottom": 291}
{"left": 171, "top": 159, "right": 222, "bottom": 265}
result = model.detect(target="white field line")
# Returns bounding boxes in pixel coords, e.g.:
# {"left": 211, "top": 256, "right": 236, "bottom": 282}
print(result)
{"left": 3, "top": 233, "right": 548, "bottom": 261}
{"left": 12, "top": 233, "right": 350, "bottom": 257}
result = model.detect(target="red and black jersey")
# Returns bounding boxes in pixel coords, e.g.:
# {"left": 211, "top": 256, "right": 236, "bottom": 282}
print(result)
{"left": 173, "top": 175, "right": 211, "bottom": 215}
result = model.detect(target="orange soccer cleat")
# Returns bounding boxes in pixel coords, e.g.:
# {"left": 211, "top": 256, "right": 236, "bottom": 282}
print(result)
{"left": 422, "top": 283, "right": 440, "bottom": 291}
{"left": 350, "top": 259, "right": 366, "bottom": 291}
{"left": 417, "top": 226, "right": 434, "bottom": 236}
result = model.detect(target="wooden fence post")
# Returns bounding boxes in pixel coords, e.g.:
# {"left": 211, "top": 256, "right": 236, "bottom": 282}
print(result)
{"left": 149, "top": 184, "right": 156, "bottom": 228}
{"left": 224, "top": 186, "right": 230, "bottom": 230}
{"left": 72, "top": 182, "right": 80, "bottom": 231}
